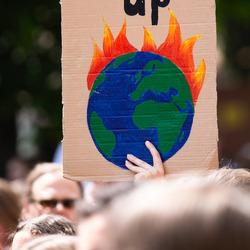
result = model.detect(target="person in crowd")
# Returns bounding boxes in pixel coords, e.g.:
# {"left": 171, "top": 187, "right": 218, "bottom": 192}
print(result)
{"left": 19, "top": 235, "right": 78, "bottom": 250}
{"left": 0, "top": 178, "right": 22, "bottom": 249}
{"left": 206, "top": 167, "right": 250, "bottom": 192}
{"left": 96, "top": 179, "right": 250, "bottom": 250}
{"left": 22, "top": 163, "right": 83, "bottom": 222}
{"left": 10, "top": 214, "right": 76, "bottom": 250}
{"left": 76, "top": 182, "right": 135, "bottom": 250}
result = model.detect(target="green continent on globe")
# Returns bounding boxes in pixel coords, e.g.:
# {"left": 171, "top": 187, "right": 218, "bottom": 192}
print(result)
{"left": 89, "top": 111, "right": 115, "bottom": 158}
{"left": 131, "top": 57, "right": 194, "bottom": 153}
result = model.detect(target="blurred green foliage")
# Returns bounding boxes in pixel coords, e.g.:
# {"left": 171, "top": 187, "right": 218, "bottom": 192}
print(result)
{"left": 0, "top": 0, "right": 249, "bottom": 176}
{"left": 0, "top": 1, "right": 62, "bottom": 175}
{"left": 216, "top": 0, "right": 250, "bottom": 75}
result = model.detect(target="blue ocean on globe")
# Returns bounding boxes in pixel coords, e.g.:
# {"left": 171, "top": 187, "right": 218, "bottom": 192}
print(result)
{"left": 87, "top": 51, "right": 194, "bottom": 169}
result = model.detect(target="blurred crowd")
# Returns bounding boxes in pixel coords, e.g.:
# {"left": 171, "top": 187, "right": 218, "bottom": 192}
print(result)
{"left": 1, "top": 144, "right": 250, "bottom": 250}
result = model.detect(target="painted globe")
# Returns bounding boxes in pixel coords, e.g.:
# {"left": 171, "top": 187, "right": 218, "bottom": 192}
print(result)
{"left": 87, "top": 51, "right": 194, "bottom": 169}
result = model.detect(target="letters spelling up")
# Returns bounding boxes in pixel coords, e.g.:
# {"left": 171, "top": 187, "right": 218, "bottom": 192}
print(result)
{"left": 124, "top": 0, "right": 170, "bottom": 25}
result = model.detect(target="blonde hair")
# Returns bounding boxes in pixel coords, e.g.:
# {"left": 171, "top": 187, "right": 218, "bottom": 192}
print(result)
{"left": 25, "top": 163, "right": 83, "bottom": 200}
{"left": 25, "top": 163, "right": 62, "bottom": 200}
{"left": 107, "top": 180, "right": 250, "bottom": 250}
{"left": 206, "top": 167, "right": 250, "bottom": 192}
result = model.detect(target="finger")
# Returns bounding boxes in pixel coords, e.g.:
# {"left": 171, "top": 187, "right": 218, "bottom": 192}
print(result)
{"left": 134, "top": 172, "right": 150, "bottom": 183}
{"left": 125, "top": 160, "right": 146, "bottom": 173}
{"left": 127, "top": 154, "right": 152, "bottom": 170}
{"left": 145, "top": 141, "right": 164, "bottom": 172}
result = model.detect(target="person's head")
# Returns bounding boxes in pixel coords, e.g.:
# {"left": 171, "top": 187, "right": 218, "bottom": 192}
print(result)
{"left": 76, "top": 182, "right": 135, "bottom": 250}
{"left": 10, "top": 214, "right": 76, "bottom": 250}
{"left": 206, "top": 167, "right": 250, "bottom": 192}
{"left": 19, "top": 235, "right": 78, "bottom": 250}
{"left": 104, "top": 179, "right": 250, "bottom": 250}
{"left": 0, "top": 178, "right": 21, "bottom": 248}
{"left": 23, "top": 163, "right": 83, "bottom": 222}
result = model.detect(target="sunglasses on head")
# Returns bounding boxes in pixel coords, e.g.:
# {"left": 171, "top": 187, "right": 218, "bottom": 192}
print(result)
{"left": 30, "top": 198, "right": 77, "bottom": 209}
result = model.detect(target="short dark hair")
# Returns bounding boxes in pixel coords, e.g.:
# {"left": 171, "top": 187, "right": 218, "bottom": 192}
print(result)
{"left": 8, "top": 214, "right": 76, "bottom": 244}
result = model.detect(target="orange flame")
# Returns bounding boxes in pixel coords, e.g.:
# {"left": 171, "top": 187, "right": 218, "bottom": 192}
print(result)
{"left": 87, "top": 9, "right": 206, "bottom": 105}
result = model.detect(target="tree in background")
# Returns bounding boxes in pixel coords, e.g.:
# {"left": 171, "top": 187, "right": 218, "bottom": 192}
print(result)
{"left": 216, "top": 0, "right": 250, "bottom": 168}
{"left": 216, "top": 0, "right": 250, "bottom": 76}
{"left": 0, "top": 1, "right": 61, "bottom": 176}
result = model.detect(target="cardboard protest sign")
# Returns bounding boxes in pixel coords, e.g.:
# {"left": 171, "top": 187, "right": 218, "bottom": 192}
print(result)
{"left": 61, "top": 0, "right": 218, "bottom": 181}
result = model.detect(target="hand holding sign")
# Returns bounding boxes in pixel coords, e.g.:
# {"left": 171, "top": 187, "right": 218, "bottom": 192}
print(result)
{"left": 126, "top": 141, "right": 165, "bottom": 182}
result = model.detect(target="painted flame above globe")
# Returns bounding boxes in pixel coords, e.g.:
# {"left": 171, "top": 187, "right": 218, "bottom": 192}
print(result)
{"left": 87, "top": 9, "right": 206, "bottom": 169}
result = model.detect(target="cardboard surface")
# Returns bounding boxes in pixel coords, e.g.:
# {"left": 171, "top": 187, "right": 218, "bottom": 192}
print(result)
{"left": 61, "top": 0, "right": 218, "bottom": 181}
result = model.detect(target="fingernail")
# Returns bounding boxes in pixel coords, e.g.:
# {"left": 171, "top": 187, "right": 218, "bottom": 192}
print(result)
{"left": 127, "top": 154, "right": 134, "bottom": 159}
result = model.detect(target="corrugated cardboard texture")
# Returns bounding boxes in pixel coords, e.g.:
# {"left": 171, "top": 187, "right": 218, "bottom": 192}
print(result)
{"left": 61, "top": 0, "right": 218, "bottom": 181}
